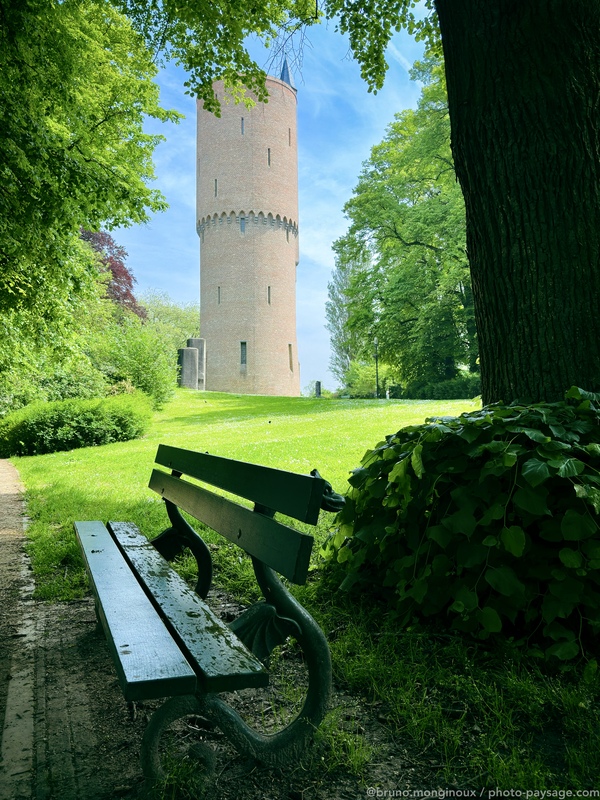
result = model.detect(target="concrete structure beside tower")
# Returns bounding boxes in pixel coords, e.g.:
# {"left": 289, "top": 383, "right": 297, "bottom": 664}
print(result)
{"left": 196, "top": 64, "right": 301, "bottom": 396}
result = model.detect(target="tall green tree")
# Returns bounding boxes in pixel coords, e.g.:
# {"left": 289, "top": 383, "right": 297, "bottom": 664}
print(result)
{"left": 330, "top": 55, "right": 475, "bottom": 388}
{"left": 139, "top": 291, "right": 200, "bottom": 352}
{"left": 325, "top": 246, "right": 366, "bottom": 384}
{"left": 0, "top": 0, "right": 178, "bottom": 312}
{"left": 322, "top": 0, "right": 600, "bottom": 404}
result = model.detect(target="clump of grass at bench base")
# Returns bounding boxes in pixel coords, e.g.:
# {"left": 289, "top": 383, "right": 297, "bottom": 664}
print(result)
{"left": 12, "top": 390, "right": 600, "bottom": 790}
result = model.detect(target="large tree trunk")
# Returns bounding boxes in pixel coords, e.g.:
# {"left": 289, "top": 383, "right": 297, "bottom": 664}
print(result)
{"left": 435, "top": 0, "right": 600, "bottom": 404}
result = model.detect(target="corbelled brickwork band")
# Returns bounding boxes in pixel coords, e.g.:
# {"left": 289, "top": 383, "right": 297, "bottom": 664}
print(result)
{"left": 197, "top": 71, "right": 301, "bottom": 396}
{"left": 197, "top": 211, "right": 298, "bottom": 239}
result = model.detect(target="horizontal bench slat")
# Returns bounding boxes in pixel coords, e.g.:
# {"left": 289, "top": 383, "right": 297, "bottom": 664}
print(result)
{"left": 155, "top": 444, "right": 325, "bottom": 525}
{"left": 74, "top": 521, "right": 197, "bottom": 702}
{"left": 148, "top": 470, "right": 314, "bottom": 585}
{"left": 109, "top": 522, "right": 269, "bottom": 693}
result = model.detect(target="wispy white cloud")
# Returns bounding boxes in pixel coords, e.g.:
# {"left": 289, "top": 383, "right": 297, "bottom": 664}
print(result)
{"left": 387, "top": 41, "right": 415, "bottom": 75}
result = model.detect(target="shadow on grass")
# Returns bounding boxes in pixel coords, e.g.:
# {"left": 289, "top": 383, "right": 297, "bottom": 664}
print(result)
{"left": 160, "top": 395, "right": 388, "bottom": 428}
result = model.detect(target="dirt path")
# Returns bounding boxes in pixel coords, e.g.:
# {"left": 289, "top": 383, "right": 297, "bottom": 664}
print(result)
{"left": 0, "top": 461, "right": 157, "bottom": 799}
{"left": 0, "top": 459, "right": 35, "bottom": 799}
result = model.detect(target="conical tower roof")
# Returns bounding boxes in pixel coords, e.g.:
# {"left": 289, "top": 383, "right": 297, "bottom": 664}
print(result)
{"left": 280, "top": 56, "right": 296, "bottom": 91}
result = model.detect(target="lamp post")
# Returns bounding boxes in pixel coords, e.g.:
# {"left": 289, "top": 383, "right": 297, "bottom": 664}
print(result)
{"left": 374, "top": 336, "right": 379, "bottom": 399}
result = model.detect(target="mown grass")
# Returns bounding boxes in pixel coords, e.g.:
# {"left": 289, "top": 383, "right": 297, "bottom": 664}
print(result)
{"left": 15, "top": 389, "right": 474, "bottom": 600}
{"left": 13, "top": 389, "right": 600, "bottom": 790}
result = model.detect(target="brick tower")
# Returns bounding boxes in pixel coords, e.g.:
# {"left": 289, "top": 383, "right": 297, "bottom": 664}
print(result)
{"left": 196, "top": 63, "right": 301, "bottom": 396}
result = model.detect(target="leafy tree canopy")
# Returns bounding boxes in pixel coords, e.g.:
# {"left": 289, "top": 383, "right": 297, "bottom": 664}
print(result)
{"left": 116, "top": 0, "right": 319, "bottom": 112}
{"left": 330, "top": 54, "right": 476, "bottom": 389}
{"left": 0, "top": 0, "right": 179, "bottom": 312}
{"left": 324, "top": 0, "right": 438, "bottom": 92}
{"left": 81, "top": 230, "right": 147, "bottom": 319}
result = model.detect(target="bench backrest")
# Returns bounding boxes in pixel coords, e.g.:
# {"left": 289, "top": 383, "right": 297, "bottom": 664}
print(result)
{"left": 148, "top": 445, "right": 327, "bottom": 585}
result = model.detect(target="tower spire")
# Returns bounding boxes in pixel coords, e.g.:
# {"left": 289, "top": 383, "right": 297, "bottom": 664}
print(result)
{"left": 280, "top": 56, "right": 296, "bottom": 91}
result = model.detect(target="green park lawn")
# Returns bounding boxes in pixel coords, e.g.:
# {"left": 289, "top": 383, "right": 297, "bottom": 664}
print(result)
{"left": 12, "top": 389, "right": 600, "bottom": 790}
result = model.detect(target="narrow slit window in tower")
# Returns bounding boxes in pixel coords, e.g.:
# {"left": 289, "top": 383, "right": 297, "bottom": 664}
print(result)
{"left": 217, "top": 286, "right": 221, "bottom": 304}
{"left": 288, "top": 344, "right": 294, "bottom": 372}
{"left": 286, "top": 227, "right": 289, "bottom": 242}
{"left": 240, "top": 341, "right": 247, "bottom": 366}
{"left": 214, "top": 178, "right": 218, "bottom": 197}
{"left": 241, "top": 117, "right": 245, "bottom": 135}
{"left": 240, "top": 216, "right": 246, "bottom": 233}
{"left": 267, "top": 285, "right": 271, "bottom": 304}
{"left": 267, "top": 148, "right": 271, "bottom": 166}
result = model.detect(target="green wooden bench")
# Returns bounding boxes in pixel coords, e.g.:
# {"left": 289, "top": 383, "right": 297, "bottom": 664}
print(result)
{"left": 74, "top": 444, "right": 343, "bottom": 784}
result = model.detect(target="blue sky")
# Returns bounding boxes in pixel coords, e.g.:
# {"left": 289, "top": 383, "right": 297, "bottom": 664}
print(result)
{"left": 115, "top": 23, "right": 425, "bottom": 392}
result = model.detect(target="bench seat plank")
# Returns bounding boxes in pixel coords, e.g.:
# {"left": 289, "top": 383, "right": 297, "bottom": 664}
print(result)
{"left": 148, "top": 470, "right": 314, "bottom": 585}
{"left": 155, "top": 444, "right": 325, "bottom": 524}
{"left": 109, "top": 522, "right": 269, "bottom": 694}
{"left": 74, "top": 521, "right": 197, "bottom": 702}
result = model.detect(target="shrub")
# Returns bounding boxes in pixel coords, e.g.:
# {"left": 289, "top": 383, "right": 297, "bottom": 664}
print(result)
{"left": 393, "top": 373, "right": 481, "bottom": 400}
{"left": 343, "top": 360, "right": 396, "bottom": 398}
{"left": 39, "top": 360, "right": 108, "bottom": 402}
{"left": 90, "top": 313, "right": 177, "bottom": 408}
{"left": 0, "top": 356, "right": 108, "bottom": 418}
{"left": 326, "top": 387, "right": 600, "bottom": 660}
{"left": 0, "top": 393, "right": 153, "bottom": 457}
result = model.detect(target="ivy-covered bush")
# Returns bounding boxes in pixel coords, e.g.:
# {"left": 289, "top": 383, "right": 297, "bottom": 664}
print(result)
{"left": 327, "top": 387, "right": 600, "bottom": 659}
{"left": 0, "top": 393, "right": 153, "bottom": 456}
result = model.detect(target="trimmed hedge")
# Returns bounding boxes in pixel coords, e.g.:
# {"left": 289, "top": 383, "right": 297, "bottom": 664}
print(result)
{"left": 0, "top": 393, "right": 153, "bottom": 456}
{"left": 392, "top": 373, "right": 481, "bottom": 400}
{"left": 327, "top": 387, "right": 600, "bottom": 660}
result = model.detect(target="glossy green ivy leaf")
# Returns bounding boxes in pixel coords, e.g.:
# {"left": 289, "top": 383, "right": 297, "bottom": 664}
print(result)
{"left": 411, "top": 443, "right": 424, "bottom": 478}
{"left": 479, "top": 606, "right": 502, "bottom": 632}
{"left": 544, "top": 620, "right": 577, "bottom": 641}
{"left": 559, "top": 548, "right": 583, "bottom": 569}
{"left": 501, "top": 526, "right": 526, "bottom": 557}
{"left": 507, "top": 426, "right": 551, "bottom": 443}
{"left": 485, "top": 566, "right": 526, "bottom": 596}
{"left": 513, "top": 486, "right": 550, "bottom": 516}
{"left": 561, "top": 509, "right": 597, "bottom": 541}
{"left": 453, "top": 585, "right": 478, "bottom": 611}
{"left": 549, "top": 576, "right": 584, "bottom": 603}
{"left": 521, "top": 457, "right": 550, "bottom": 487}
{"left": 446, "top": 506, "right": 477, "bottom": 537}
{"left": 558, "top": 458, "right": 585, "bottom": 478}
{"left": 546, "top": 640, "right": 580, "bottom": 660}
{"left": 427, "top": 525, "right": 453, "bottom": 549}
{"left": 479, "top": 502, "right": 505, "bottom": 526}
{"left": 388, "top": 459, "right": 408, "bottom": 483}
{"left": 337, "top": 546, "right": 353, "bottom": 563}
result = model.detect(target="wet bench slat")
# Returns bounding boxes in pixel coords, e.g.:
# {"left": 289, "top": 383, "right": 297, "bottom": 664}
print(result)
{"left": 75, "top": 521, "right": 196, "bottom": 701}
{"left": 109, "top": 521, "right": 267, "bottom": 694}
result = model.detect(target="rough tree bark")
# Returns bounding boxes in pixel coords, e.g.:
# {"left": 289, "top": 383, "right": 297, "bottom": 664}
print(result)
{"left": 435, "top": 0, "right": 600, "bottom": 404}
